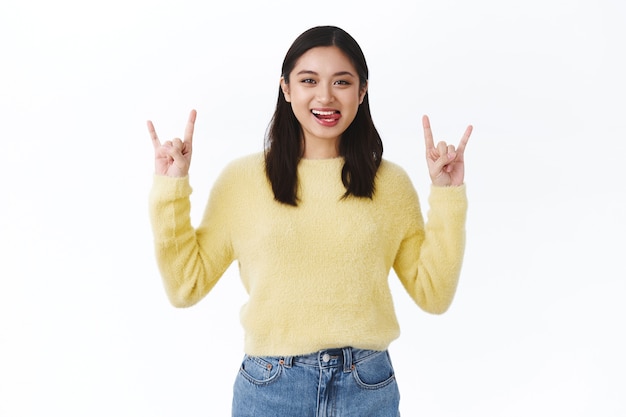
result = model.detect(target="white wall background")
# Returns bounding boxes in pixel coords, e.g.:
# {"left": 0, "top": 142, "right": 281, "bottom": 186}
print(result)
{"left": 1, "top": 0, "right": 625, "bottom": 415}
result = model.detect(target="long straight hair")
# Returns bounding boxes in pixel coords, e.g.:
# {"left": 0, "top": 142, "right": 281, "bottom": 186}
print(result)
{"left": 265, "top": 26, "right": 383, "bottom": 206}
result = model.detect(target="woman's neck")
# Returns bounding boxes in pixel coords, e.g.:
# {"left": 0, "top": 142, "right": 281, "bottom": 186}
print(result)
{"left": 302, "top": 137, "right": 340, "bottom": 159}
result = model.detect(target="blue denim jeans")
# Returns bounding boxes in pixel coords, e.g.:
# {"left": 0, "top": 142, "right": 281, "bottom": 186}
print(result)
{"left": 232, "top": 347, "right": 400, "bottom": 417}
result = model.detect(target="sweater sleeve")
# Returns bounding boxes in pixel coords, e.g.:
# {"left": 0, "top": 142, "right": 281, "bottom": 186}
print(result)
{"left": 393, "top": 183, "right": 468, "bottom": 314}
{"left": 148, "top": 172, "right": 235, "bottom": 308}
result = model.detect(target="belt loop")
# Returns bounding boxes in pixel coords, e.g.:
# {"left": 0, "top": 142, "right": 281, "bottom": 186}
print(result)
{"left": 281, "top": 355, "right": 293, "bottom": 368}
{"left": 342, "top": 347, "right": 353, "bottom": 373}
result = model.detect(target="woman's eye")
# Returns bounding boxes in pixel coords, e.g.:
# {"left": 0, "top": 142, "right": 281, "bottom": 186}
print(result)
{"left": 334, "top": 80, "right": 351, "bottom": 86}
{"left": 301, "top": 78, "right": 316, "bottom": 84}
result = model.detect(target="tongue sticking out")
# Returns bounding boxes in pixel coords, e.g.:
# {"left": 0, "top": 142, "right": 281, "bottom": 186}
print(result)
{"left": 312, "top": 110, "right": 341, "bottom": 122}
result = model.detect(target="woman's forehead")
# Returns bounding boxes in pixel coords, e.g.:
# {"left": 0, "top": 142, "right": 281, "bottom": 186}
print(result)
{"left": 291, "top": 46, "right": 356, "bottom": 75}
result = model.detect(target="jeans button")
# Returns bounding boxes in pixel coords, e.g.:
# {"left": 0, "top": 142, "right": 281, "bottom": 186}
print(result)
{"left": 322, "top": 353, "right": 330, "bottom": 362}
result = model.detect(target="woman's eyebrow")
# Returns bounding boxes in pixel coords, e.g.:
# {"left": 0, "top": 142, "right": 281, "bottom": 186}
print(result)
{"left": 295, "top": 70, "right": 356, "bottom": 77}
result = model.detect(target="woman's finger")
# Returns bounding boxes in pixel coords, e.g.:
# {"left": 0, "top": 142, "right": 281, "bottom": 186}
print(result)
{"left": 422, "top": 115, "right": 435, "bottom": 152}
{"left": 436, "top": 141, "right": 448, "bottom": 158}
{"left": 184, "top": 109, "right": 197, "bottom": 145}
{"left": 172, "top": 137, "right": 184, "bottom": 152}
{"left": 432, "top": 144, "right": 451, "bottom": 173}
{"left": 447, "top": 144, "right": 456, "bottom": 159}
{"left": 147, "top": 120, "right": 161, "bottom": 150}
{"left": 165, "top": 144, "right": 187, "bottom": 169}
{"left": 456, "top": 125, "right": 473, "bottom": 155}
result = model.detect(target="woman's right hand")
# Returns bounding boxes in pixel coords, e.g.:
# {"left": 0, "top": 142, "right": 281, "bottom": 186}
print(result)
{"left": 147, "top": 109, "right": 197, "bottom": 177}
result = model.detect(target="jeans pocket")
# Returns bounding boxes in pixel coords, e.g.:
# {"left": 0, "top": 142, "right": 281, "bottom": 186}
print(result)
{"left": 352, "top": 351, "right": 396, "bottom": 390}
{"left": 238, "top": 355, "right": 283, "bottom": 386}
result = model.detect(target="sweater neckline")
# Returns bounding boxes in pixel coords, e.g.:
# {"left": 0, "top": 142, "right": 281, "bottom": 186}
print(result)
{"left": 299, "top": 156, "right": 344, "bottom": 164}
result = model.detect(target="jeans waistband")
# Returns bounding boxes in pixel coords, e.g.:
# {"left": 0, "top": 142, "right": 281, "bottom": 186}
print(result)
{"left": 281, "top": 347, "right": 384, "bottom": 373}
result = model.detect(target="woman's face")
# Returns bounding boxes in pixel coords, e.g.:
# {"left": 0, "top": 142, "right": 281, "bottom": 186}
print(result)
{"left": 281, "top": 46, "right": 367, "bottom": 156}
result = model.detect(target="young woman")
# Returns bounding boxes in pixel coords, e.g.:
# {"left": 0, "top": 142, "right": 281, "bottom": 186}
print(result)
{"left": 148, "top": 25, "right": 472, "bottom": 417}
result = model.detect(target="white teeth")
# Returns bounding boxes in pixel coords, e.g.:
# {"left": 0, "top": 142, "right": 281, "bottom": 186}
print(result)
{"left": 312, "top": 110, "right": 336, "bottom": 116}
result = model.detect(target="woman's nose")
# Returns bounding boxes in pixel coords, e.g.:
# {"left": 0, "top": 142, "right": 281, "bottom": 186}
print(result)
{"left": 316, "top": 84, "right": 334, "bottom": 104}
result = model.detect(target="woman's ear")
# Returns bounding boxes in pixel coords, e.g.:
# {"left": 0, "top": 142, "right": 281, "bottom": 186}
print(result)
{"left": 359, "top": 81, "right": 368, "bottom": 105}
{"left": 280, "top": 77, "right": 291, "bottom": 102}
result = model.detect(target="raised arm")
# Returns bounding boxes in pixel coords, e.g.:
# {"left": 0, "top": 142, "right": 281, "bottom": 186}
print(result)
{"left": 147, "top": 109, "right": 233, "bottom": 307}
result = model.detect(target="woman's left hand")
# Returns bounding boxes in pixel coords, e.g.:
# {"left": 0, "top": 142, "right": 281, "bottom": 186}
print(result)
{"left": 423, "top": 115, "right": 473, "bottom": 187}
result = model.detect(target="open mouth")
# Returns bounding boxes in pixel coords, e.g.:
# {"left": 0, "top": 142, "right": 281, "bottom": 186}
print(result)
{"left": 311, "top": 109, "right": 341, "bottom": 122}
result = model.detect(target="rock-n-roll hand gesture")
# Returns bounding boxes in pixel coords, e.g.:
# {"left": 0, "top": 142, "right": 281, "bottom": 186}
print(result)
{"left": 423, "top": 115, "right": 473, "bottom": 187}
{"left": 148, "top": 109, "right": 197, "bottom": 177}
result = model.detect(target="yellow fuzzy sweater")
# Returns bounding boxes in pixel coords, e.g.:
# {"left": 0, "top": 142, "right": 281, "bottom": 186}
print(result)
{"left": 149, "top": 152, "right": 467, "bottom": 356}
